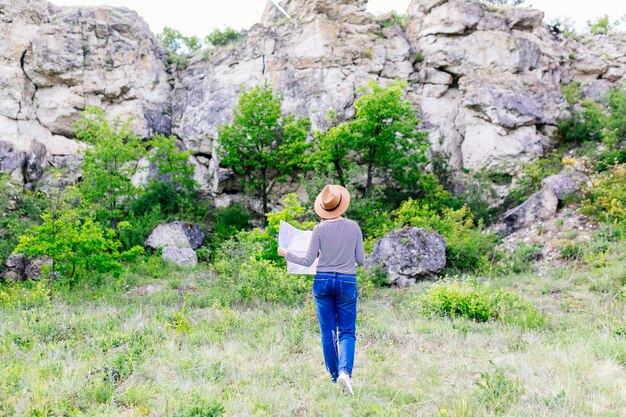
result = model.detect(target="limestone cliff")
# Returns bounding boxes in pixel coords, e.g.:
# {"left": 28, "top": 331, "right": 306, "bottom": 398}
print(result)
{"left": 0, "top": 0, "right": 624, "bottom": 199}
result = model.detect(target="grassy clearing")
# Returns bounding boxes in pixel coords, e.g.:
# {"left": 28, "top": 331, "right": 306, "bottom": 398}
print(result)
{"left": 1, "top": 246, "right": 625, "bottom": 416}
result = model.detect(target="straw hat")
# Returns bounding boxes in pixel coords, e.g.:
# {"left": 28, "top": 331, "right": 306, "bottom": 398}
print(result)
{"left": 314, "top": 185, "right": 351, "bottom": 219}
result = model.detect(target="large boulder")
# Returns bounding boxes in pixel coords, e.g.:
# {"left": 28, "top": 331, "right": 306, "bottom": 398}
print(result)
{"left": 25, "top": 256, "right": 53, "bottom": 280}
{"left": 161, "top": 246, "right": 198, "bottom": 267}
{"left": 502, "top": 187, "right": 558, "bottom": 232}
{"left": 2, "top": 253, "right": 27, "bottom": 281}
{"left": 144, "top": 221, "right": 205, "bottom": 250}
{"left": 541, "top": 170, "right": 589, "bottom": 201}
{"left": 366, "top": 227, "right": 446, "bottom": 287}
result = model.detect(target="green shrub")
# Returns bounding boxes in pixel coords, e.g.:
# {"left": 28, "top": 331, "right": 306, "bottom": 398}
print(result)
{"left": 244, "top": 193, "right": 315, "bottom": 264}
{"left": 580, "top": 164, "right": 626, "bottom": 229}
{"left": 205, "top": 27, "right": 240, "bottom": 47}
{"left": 392, "top": 200, "right": 498, "bottom": 274}
{"left": 212, "top": 237, "right": 311, "bottom": 305}
{"left": 503, "top": 150, "right": 564, "bottom": 209}
{"left": 559, "top": 242, "right": 585, "bottom": 260}
{"left": 509, "top": 243, "right": 543, "bottom": 273}
{"left": 176, "top": 394, "right": 224, "bottom": 417}
{"left": 587, "top": 15, "right": 614, "bottom": 35}
{"left": 0, "top": 174, "right": 44, "bottom": 265}
{"left": 476, "top": 364, "right": 524, "bottom": 415}
{"left": 210, "top": 203, "right": 252, "bottom": 250}
{"left": 558, "top": 99, "right": 605, "bottom": 144}
{"left": 375, "top": 12, "right": 408, "bottom": 29}
{"left": 418, "top": 279, "right": 546, "bottom": 328}
{"left": 0, "top": 281, "right": 51, "bottom": 309}
{"left": 14, "top": 187, "right": 143, "bottom": 287}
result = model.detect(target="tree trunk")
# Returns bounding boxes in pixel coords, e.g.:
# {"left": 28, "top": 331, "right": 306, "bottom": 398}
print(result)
{"left": 261, "top": 167, "right": 268, "bottom": 224}
{"left": 333, "top": 158, "right": 345, "bottom": 187}
{"left": 366, "top": 146, "right": 375, "bottom": 195}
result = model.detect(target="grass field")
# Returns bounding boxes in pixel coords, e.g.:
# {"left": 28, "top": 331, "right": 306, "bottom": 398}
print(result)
{"left": 1, "top": 246, "right": 625, "bottom": 416}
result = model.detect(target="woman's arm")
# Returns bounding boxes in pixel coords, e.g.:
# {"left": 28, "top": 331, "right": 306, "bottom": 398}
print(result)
{"left": 280, "top": 226, "right": 320, "bottom": 267}
{"left": 355, "top": 225, "right": 365, "bottom": 266}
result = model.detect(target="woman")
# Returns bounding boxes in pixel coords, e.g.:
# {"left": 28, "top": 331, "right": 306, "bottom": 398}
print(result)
{"left": 278, "top": 184, "right": 365, "bottom": 395}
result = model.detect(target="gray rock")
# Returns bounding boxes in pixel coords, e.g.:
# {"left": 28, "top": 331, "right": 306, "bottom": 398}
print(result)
{"left": 161, "top": 246, "right": 198, "bottom": 267}
{"left": 0, "top": 140, "right": 27, "bottom": 175}
{"left": 2, "top": 253, "right": 27, "bottom": 281}
{"left": 366, "top": 227, "right": 446, "bottom": 288}
{"left": 3, "top": 271, "right": 23, "bottom": 282}
{"left": 145, "top": 221, "right": 205, "bottom": 250}
{"left": 502, "top": 187, "right": 558, "bottom": 232}
{"left": 541, "top": 171, "right": 588, "bottom": 201}
{"left": 25, "top": 256, "right": 53, "bottom": 280}
{"left": 25, "top": 139, "right": 47, "bottom": 182}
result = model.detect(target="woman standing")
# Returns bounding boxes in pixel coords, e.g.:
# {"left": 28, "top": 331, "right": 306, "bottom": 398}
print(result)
{"left": 278, "top": 184, "right": 365, "bottom": 395}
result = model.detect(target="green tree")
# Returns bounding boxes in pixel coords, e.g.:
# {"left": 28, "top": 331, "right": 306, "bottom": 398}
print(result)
{"left": 313, "top": 111, "right": 352, "bottom": 187}
{"left": 350, "top": 80, "right": 429, "bottom": 194}
{"left": 157, "top": 26, "right": 203, "bottom": 54}
{"left": 74, "top": 106, "right": 145, "bottom": 228}
{"left": 217, "top": 84, "right": 310, "bottom": 218}
{"left": 14, "top": 185, "right": 142, "bottom": 287}
{"left": 0, "top": 173, "right": 44, "bottom": 265}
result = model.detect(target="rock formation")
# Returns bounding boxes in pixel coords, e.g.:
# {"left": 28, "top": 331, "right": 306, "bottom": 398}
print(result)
{"left": 366, "top": 227, "right": 446, "bottom": 287}
{"left": 1, "top": 0, "right": 624, "bottom": 203}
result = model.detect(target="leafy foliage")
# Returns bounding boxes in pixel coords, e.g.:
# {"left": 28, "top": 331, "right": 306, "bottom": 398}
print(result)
{"left": 580, "top": 164, "right": 626, "bottom": 229}
{"left": 558, "top": 99, "right": 605, "bottom": 144}
{"left": 418, "top": 279, "right": 545, "bottom": 328}
{"left": 0, "top": 174, "right": 44, "bottom": 266}
{"left": 350, "top": 80, "right": 429, "bottom": 194}
{"left": 157, "top": 26, "right": 202, "bottom": 55}
{"left": 502, "top": 150, "right": 564, "bottom": 210}
{"left": 243, "top": 193, "right": 315, "bottom": 264}
{"left": 312, "top": 111, "right": 353, "bottom": 187}
{"left": 217, "top": 84, "right": 311, "bottom": 217}
{"left": 14, "top": 187, "right": 143, "bottom": 287}
{"left": 74, "top": 106, "right": 144, "bottom": 228}
{"left": 392, "top": 199, "right": 498, "bottom": 273}
{"left": 205, "top": 27, "right": 240, "bottom": 47}
{"left": 587, "top": 15, "right": 614, "bottom": 35}
{"left": 208, "top": 203, "right": 252, "bottom": 254}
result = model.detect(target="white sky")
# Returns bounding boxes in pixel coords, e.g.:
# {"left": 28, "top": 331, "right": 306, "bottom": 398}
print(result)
{"left": 50, "top": 0, "right": 625, "bottom": 38}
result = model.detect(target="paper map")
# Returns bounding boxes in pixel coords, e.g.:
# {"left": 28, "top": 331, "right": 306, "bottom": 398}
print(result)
{"left": 278, "top": 220, "right": 317, "bottom": 275}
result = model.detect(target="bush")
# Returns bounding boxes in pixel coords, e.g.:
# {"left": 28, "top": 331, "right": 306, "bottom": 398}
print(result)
{"left": 503, "top": 150, "right": 564, "bottom": 209}
{"left": 587, "top": 15, "right": 614, "bottom": 35}
{"left": 205, "top": 27, "right": 240, "bottom": 47}
{"left": 476, "top": 364, "right": 524, "bottom": 415}
{"left": 14, "top": 187, "right": 143, "bottom": 286}
{"left": 212, "top": 236, "right": 311, "bottom": 305}
{"left": 417, "top": 279, "right": 545, "bottom": 328}
{"left": 211, "top": 203, "right": 252, "bottom": 247}
{"left": 580, "top": 164, "right": 626, "bottom": 229}
{"left": 392, "top": 199, "right": 498, "bottom": 274}
{"left": 0, "top": 174, "right": 44, "bottom": 265}
{"left": 558, "top": 99, "right": 605, "bottom": 144}
{"left": 509, "top": 243, "right": 543, "bottom": 273}
{"left": 244, "top": 193, "right": 315, "bottom": 264}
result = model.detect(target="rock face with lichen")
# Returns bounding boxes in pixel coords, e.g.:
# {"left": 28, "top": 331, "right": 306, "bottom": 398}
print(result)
{"left": 0, "top": 0, "right": 624, "bottom": 205}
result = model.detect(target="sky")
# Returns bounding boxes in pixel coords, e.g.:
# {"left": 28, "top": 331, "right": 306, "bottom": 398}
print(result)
{"left": 50, "top": 0, "right": 625, "bottom": 38}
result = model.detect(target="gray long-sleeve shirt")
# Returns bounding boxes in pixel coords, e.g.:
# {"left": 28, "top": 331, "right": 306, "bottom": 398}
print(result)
{"left": 285, "top": 217, "right": 365, "bottom": 274}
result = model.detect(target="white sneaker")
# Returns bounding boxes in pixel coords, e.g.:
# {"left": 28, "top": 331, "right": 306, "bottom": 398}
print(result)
{"left": 337, "top": 372, "right": 354, "bottom": 396}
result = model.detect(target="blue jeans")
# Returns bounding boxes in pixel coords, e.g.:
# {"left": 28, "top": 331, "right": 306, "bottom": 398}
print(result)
{"left": 312, "top": 272, "right": 358, "bottom": 381}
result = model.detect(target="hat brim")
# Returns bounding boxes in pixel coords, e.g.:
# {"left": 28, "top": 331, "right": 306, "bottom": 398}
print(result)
{"left": 314, "top": 185, "right": 351, "bottom": 219}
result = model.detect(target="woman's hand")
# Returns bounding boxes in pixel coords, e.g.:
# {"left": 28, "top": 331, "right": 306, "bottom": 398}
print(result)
{"left": 277, "top": 247, "right": 287, "bottom": 257}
